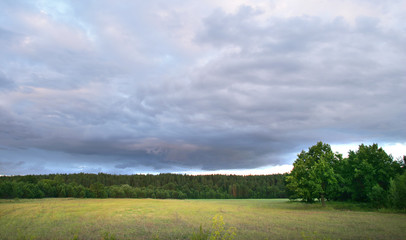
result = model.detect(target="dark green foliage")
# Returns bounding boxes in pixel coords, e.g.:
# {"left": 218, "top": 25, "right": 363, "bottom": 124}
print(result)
{"left": 89, "top": 182, "right": 108, "bottom": 198}
{"left": 0, "top": 181, "right": 44, "bottom": 198}
{"left": 0, "top": 181, "right": 13, "bottom": 198}
{"left": 0, "top": 173, "right": 287, "bottom": 199}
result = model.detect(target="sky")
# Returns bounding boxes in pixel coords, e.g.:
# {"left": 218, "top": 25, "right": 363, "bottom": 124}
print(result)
{"left": 0, "top": 0, "right": 405, "bottom": 176}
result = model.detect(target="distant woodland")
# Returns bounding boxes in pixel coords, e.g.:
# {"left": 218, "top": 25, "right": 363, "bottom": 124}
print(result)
{"left": 0, "top": 173, "right": 288, "bottom": 199}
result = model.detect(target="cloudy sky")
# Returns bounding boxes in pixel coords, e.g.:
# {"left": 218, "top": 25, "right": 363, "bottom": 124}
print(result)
{"left": 1, "top": 0, "right": 405, "bottom": 175}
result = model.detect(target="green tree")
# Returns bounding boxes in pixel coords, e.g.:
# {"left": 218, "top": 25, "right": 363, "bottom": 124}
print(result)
{"left": 0, "top": 181, "right": 13, "bottom": 198}
{"left": 286, "top": 142, "right": 340, "bottom": 206}
{"left": 388, "top": 171, "right": 406, "bottom": 209}
{"left": 341, "top": 144, "right": 401, "bottom": 202}
{"left": 90, "top": 182, "right": 107, "bottom": 198}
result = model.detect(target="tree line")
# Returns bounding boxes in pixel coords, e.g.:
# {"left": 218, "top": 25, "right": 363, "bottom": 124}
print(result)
{"left": 0, "top": 173, "right": 287, "bottom": 199}
{"left": 287, "top": 142, "right": 406, "bottom": 209}
{"left": 1, "top": 142, "right": 405, "bottom": 210}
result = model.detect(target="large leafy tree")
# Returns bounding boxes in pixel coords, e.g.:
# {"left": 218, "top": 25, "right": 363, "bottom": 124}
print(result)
{"left": 338, "top": 144, "right": 402, "bottom": 202}
{"left": 287, "top": 142, "right": 341, "bottom": 206}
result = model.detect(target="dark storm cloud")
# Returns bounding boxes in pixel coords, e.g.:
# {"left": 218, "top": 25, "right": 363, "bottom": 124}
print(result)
{"left": 0, "top": 1, "right": 405, "bottom": 175}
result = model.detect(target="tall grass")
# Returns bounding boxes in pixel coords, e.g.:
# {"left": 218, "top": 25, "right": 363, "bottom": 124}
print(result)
{"left": 0, "top": 198, "right": 405, "bottom": 239}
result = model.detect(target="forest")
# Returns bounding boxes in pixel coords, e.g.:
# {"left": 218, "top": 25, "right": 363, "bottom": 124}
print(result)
{"left": 1, "top": 143, "right": 405, "bottom": 209}
{"left": 0, "top": 172, "right": 288, "bottom": 199}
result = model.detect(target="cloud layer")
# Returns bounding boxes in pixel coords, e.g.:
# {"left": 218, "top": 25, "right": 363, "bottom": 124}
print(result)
{"left": 0, "top": 0, "right": 405, "bottom": 175}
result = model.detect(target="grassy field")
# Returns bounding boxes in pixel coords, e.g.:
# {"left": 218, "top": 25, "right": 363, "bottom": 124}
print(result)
{"left": 0, "top": 198, "right": 405, "bottom": 240}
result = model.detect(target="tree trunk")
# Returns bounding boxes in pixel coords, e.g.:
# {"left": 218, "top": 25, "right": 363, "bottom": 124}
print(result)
{"left": 321, "top": 193, "right": 326, "bottom": 207}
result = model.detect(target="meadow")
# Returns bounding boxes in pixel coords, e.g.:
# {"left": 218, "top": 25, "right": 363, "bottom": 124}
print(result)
{"left": 0, "top": 198, "right": 405, "bottom": 240}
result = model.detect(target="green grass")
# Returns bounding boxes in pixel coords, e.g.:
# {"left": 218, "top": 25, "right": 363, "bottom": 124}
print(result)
{"left": 0, "top": 198, "right": 405, "bottom": 240}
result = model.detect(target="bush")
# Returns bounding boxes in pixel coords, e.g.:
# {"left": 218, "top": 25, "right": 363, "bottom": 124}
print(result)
{"left": 209, "top": 215, "right": 236, "bottom": 240}
{"left": 192, "top": 215, "right": 236, "bottom": 240}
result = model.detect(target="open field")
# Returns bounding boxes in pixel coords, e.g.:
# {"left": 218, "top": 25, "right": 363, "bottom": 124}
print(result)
{"left": 0, "top": 199, "right": 405, "bottom": 240}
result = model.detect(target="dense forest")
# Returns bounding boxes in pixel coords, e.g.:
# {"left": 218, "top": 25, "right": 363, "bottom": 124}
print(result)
{"left": 0, "top": 173, "right": 287, "bottom": 199}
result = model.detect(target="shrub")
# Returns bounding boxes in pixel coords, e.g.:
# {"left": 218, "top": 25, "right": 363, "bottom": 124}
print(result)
{"left": 192, "top": 214, "right": 236, "bottom": 240}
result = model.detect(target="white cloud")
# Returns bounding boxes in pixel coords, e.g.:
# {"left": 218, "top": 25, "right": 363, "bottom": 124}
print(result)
{"left": 382, "top": 143, "right": 406, "bottom": 159}
{"left": 175, "top": 164, "right": 293, "bottom": 175}
{"left": 331, "top": 142, "right": 406, "bottom": 159}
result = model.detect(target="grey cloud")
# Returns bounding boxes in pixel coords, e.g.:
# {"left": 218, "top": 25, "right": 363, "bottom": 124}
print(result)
{"left": 0, "top": 108, "right": 39, "bottom": 145}
{"left": 0, "top": 28, "right": 22, "bottom": 42}
{"left": 0, "top": 71, "right": 16, "bottom": 91}
{"left": 0, "top": 1, "right": 405, "bottom": 175}
{"left": 169, "top": 7, "right": 406, "bottom": 147}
